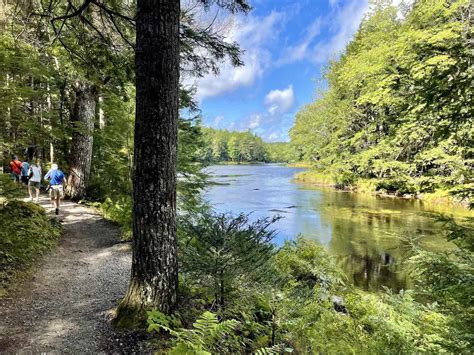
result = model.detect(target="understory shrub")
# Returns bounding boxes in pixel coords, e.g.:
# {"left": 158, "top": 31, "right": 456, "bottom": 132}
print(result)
{"left": 0, "top": 174, "right": 25, "bottom": 202}
{"left": 150, "top": 213, "right": 464, "bottom": 354}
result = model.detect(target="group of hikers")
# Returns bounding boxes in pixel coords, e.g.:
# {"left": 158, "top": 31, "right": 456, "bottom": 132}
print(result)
{"left": 9, "top": 155, "right": 65, "bottom": 215}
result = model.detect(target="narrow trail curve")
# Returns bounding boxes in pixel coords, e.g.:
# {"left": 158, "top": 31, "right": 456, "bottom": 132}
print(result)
{"left": 0, "top": 197, "right": 148, "bottom": 353}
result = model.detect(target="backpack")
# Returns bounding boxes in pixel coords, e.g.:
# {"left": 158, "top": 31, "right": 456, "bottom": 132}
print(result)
{"left": 11, "top": 160, "right": 21, "bottom": 174}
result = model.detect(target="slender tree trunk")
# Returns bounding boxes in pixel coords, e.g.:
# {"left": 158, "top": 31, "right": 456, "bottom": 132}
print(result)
{"left": 98, "top": 95, "right": 105, "bottom": 129}
{"left": 115, "top": 0, "right": 180, "bottom": 326}
{"left": 47, "top": 82, "right": 54, "bottom": 164}
{"left": 65, "top": 81, "right": 96, "bottom": 200}
{"left": 58, "top": 78, "right": 69, "bottom": 164}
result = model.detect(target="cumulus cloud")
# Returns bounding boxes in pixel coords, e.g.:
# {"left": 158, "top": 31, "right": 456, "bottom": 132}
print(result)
{"left": 238, "top": 85, "right": 295, "bottom": 141}
{"left": 264, "top": 85, "right": 295, "bottom": 115}
{"left": 187, "top": 11, "right": 284, "bottom": 101}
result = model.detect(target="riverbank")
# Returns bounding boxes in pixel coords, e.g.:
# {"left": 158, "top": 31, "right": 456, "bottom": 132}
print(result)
{"left": 206, "top": 161, "right": 287, "bottom": 165}
{"left": 294, "top": 169, "right": 472, "bottom": 211}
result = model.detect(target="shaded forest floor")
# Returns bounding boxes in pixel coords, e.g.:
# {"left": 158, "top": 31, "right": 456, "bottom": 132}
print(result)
{"left": 0, "top": 195, "right": 148, "bottom": 353}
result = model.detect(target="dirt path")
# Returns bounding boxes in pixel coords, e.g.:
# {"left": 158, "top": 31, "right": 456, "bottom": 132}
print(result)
{"left": 0, "top": 196, "right": 148, "bottom": 353}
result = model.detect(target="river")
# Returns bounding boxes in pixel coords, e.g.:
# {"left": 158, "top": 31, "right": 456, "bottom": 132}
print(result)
{"left": 203, "top": 164, "right": 466, "bottom": 292}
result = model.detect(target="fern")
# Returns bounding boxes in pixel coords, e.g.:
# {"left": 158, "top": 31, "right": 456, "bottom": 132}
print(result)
{"left": 255, "top": 344, "right": 293, "bottom": 354}
{"left": 148, "top": 310, "right": 240, "bottom": 353}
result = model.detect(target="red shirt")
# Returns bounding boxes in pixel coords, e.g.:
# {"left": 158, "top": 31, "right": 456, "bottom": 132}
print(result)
{"left": 10, "top": 160, "right": 22, "bottom": 175}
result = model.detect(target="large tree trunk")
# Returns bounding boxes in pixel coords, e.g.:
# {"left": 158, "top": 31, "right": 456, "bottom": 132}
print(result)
{"left": 115, "top": 0, "right": 180, "bottom": 326}
{"left": 65, "top": 81, "right": 96, "bottom": 200}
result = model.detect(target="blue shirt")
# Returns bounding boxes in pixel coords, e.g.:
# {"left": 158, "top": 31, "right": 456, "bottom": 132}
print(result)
{"left": 21, "top": 162, "right": 30, "bottom": 176}
{"left": 45, "top": 169, "right": 65, "bottom": 185}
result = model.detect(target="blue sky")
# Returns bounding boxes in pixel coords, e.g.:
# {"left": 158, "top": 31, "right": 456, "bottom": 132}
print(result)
{"left": 185, "top": 0, "right": 379, "bottom": 142}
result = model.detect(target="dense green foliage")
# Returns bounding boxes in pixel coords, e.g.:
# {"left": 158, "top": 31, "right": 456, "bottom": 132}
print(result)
{"left": 201, "top": 127, "right": 268, "bottom": 163}
{"left": 201, "top": 127, "right": 297, "bottom": 163}
{"left": 0, "top": 1, "right": 243, "bottom": 236}
{"left": 290, "top": 0, "right": 473, "bottom": 200}
{"left": 146, "top": 212, "right": 473, "bottom": 353}
{"left": 0, "top": 180, "right": 61, "bottom": 296}
{"left": 407, "top": 215, "right": 474, "bottom": 351}
{"left": 265, "top": 143, "right": 299, "bottom": 164}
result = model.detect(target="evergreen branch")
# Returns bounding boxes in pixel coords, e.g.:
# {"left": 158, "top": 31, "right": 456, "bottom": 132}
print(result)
{"left": 90, "top": 0, "right": 136, "bottom": 23}
{"left": 51, "top": 0, "right": 93, "bottom": 21}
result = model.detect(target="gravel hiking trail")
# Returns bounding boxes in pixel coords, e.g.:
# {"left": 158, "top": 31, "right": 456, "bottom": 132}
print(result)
{"left": 0, "top": 196, "right": 149, "bottom": 353}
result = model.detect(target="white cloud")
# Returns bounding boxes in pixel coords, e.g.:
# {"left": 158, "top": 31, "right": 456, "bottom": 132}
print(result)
{"left": 267, "top": 132, "right": 280, "bottom": 141}
{"left": 278, "top": 0, "right": 369, "bottom": 65}
{"left": 283, "top": 0, "right": 414, "bottom": 65}
{"left": 212, "top": 115, "right": 224, "bottom": 127}
{"left": 278, "top": 17, "right": 323, "bottom": 65}
{"left": 248, "top": 114, "right": 262, "bottom": 129}
{"left": 264, "top": 85, "right": 295, "bottom": 115}
{"left": 187, "top": 11, "right": 284, "bottom": 101}
{"left": 311, "top": 0, "right": 369, "bottom": 63}
{"left": 239, "top": 85, "right": 295, "bottom": 141}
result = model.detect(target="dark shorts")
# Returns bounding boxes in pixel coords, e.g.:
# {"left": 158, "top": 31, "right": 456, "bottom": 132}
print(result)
{"left": 21, "top": 176, "right": 29, "bottom": 184}
{"left": 29, "top": 181, "right": 40, "bottom": 188}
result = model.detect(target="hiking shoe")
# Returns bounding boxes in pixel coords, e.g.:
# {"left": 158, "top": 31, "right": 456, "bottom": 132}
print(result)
{"left": 55, "top": 208, "right": 59, "bottom": 215}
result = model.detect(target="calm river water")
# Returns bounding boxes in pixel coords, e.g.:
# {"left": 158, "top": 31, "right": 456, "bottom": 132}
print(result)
{"left": 203, "top": 164, "right": 466, "bottom": 291}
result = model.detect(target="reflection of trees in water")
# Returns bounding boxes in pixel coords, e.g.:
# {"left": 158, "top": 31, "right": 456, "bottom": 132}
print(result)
{"left": 336, "top": 252, "right": 408, "bottom": 292}
{"left": 314, "top": 191, "right": 441, "bottom": 291}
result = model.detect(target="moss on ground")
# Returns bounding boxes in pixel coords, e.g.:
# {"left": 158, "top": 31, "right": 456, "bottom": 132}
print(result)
{"left": 0, "top": 199, "right": 62, "bottom": 297}
{"left": 113, "top": 301, "right": 149, "bottom": 329}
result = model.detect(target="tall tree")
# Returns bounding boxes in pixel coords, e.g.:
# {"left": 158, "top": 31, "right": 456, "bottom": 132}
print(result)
{"left": 65, "top": 81, "right": 96, "bottom": 200}
{"left": 116, "top": 0, "right": 180, "bottom": 321}
{"left": 33, "top": 0, "right": 251, "bottom": 324}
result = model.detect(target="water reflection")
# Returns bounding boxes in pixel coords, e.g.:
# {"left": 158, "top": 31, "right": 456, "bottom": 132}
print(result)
{"left": 203, "top": 165, "right": 465, "bottom": 291}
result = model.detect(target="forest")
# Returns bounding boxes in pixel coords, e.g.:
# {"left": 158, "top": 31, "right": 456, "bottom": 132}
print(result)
{"left": 290, "top": 0, "right": 473, "bottom": 202}
{"left": 201, "top": 127, "right": 297, "bottom": 163}
{"left": 0, "top": 0, "right": 473, "bottom": 353}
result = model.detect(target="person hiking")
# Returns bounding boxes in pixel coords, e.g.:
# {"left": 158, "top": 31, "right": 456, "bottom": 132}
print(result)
{"left": 9, "top": 155, "right": 22, "bottom": 184}
{"left": 44, "top": 163, "right": 65, "bottom": 215}
{"left": 28, "top": 160, "right": 42, "bottom": 203}
{"left": 21, "top": 159, "right": 30, "bottom": 185}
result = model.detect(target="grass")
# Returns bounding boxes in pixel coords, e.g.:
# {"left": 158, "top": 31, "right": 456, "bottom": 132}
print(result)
{"left": 287, "top": 161, "right": 313, "bottom": 168}
{"left": 293, "top": 170, "right": 336, "bottom": 186}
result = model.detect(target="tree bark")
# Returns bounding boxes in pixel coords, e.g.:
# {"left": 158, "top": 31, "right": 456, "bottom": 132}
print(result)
{"left": 65, "top": 81, "right": 96, "bottom": 200}
{"left": 115, "top": 0, "right": 180, "bottom": 325}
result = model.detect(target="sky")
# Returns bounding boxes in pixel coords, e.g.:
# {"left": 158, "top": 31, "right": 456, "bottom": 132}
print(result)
{"left": 184, "top": 0, "right": 399, "bottom": 142}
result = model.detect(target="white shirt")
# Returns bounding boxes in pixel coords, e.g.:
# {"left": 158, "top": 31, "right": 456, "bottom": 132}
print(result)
{"left": 28, "top": 166, "right": 42, "bottom": 182}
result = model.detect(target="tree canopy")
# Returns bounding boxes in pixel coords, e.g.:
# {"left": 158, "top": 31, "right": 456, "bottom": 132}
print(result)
{"left": 290, "top": 0, "right": 473, "bottom": 197}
